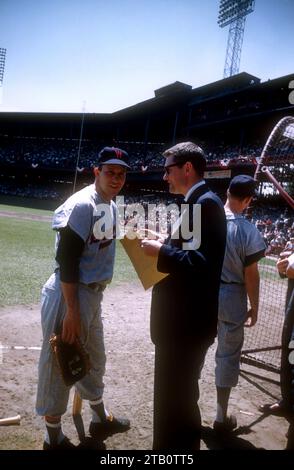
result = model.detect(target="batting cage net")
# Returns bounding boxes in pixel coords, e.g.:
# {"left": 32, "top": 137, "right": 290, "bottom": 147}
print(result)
{"left": 241, "top": 257, "right": 287, "bottom": 372}
{"left": 241, "top": 116, "right": 294, "bottom": 373}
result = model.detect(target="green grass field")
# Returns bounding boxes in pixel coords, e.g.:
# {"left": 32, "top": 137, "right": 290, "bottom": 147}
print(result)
{"left": 0, "top": 203, "right": 53, "bottom": 217}
{"left": 0, "top": 211, "right": 137, "bottom": 307}
{"left": 260, "top": 257, "right": 275, "bottom": 266}
{"left": 259, "top": 256, "right": 286, "bottom": 281}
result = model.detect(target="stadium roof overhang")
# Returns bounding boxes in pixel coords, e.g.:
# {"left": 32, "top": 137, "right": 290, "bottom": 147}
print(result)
{"left": 188, "top": 72, "right": 260, "bottom": 106}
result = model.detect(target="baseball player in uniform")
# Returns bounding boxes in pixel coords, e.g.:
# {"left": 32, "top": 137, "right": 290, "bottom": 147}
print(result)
{"left": 214, "top": 175, "right": 266, "bottom": 433}
{"left": 36, "top": 147, "right": 130, "bottom": 449}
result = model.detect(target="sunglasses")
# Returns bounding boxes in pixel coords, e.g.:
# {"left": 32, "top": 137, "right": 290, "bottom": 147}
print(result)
{"left": 164, "top": 163, "right": 184, "bottom": 175}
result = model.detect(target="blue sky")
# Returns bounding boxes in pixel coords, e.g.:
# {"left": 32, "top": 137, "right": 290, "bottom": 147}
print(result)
{"left": 0, "top": 0, "right": 293, "bottom": 113}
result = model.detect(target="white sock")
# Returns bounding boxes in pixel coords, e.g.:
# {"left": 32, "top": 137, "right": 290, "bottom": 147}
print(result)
{"left": 216, "top": 403, "right": 225, "bottom": 423}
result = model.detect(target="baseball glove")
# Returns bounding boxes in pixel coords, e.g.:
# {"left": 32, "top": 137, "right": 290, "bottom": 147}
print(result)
{"left": 49, "top": 334, "right": 91, "bottom": 386}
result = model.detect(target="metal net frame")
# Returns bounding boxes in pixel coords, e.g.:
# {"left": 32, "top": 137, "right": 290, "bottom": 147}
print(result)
{"left": 241, "top": 116, "right": 294, "bottom": 373}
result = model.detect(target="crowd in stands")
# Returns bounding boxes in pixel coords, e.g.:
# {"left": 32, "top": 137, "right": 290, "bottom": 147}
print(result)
{"left": 205, "top": 142, "right": 262, "bottom": 164}
{"left": 0, "top": 137, "right": 100, "bottom": 170}
{"left": 114, "top": 141, "right": 165, "bottom": 171}
{"left": 0, "top": 136, "right": 265, "bottom": 172}
{"left": 1, "top": 134, "right": 293, "bottom": 254}
{"left": 251, "top": 204, "right": 294, "bottom": 256}
{"left": 0, "top": 182, "right": 65, "bottom": 202}
{"left": 1, "top": 132, "right": 293, "bottom": 175}
{"left": 0, "top": 136, "right": 166, "bottom": 172}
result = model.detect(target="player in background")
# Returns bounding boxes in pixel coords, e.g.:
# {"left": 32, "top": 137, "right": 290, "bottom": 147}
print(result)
{"left": 214, "top": 175, "right": 266, "bottom": 433}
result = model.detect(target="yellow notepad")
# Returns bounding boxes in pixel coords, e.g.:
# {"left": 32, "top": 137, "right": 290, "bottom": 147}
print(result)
{"left": 120, "top": 230, "right": 168, "bottom": 290}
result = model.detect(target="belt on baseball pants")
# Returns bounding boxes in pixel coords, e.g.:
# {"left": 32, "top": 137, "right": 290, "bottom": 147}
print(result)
{"left": 54, "top": 269, "right": 107, "bottom": 292}
{"left": 79, "top": 282, "right": 106, "bottom": 293}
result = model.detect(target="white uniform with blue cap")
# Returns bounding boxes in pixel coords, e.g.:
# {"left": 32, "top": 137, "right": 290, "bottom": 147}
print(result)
{"left": 36, "top": 184, "right": 118, "bottom": 416}
{"left": 215, "top": 207, "right": 266, "bottom": 387}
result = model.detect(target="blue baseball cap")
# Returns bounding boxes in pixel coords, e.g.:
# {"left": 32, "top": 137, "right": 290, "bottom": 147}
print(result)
{"left": 229, "top": 175, "right": 257, "bottom": 198}
{"left": 97, "top": 147, "right": 130, "bottom": 169}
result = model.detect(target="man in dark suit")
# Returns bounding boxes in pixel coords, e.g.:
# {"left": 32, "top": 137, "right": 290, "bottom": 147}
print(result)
{"left": 141, "top": 142, "right": 226, "bottom": 450}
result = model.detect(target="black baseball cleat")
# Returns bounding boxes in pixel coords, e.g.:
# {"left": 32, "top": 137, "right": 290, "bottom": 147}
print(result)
{"left": 43, "top": 436, "right": 76, "bottom": 450}
{"left": 89, "top": 414, "right": 130, "bottom": 439}
{"left": 77, "top": 436, "right": 106, "bottom": 450}
{"left": 213, "top": 415, "right": 237, "bottom": 435}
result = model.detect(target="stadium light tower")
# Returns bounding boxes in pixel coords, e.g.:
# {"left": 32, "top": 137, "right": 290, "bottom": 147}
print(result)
{"left": 0, "top": 48, "right": 6, "bottom": 86}
{"left": 0, "top": 48, "right": 6, "bottom": 103}
{"left": 218, "top": 0, "right": 255, "bottom": 78}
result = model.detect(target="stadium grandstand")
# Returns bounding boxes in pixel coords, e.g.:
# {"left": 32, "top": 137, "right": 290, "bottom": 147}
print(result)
{"left": 0, "top": 71, "right": 293, "bottom": 199}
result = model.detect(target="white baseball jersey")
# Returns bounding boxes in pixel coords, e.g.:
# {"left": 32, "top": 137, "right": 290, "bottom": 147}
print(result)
{"left": 52, "top": 184, "right": 117, "bottom": 284}
{"left": 221, "top": 207, "right": 266, "bottom": 284}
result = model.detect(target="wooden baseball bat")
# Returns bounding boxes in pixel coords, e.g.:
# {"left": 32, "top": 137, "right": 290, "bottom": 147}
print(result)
{"left": 73, "top": 389, "right": 83, "bottom": 415}
{"left": 0, "top": 414, "right": 21, "bottom": 426}
{"left": 72, "top": 390, "right": 85, "bottom": 442}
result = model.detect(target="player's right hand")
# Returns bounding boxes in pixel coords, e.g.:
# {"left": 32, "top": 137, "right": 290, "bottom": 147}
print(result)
{"left": 140, "top": 238, "right": 163, "bottom": 256}
{"left": 276, "top": 257, "right": 289, "bottom": 275}
{"left": 62, "top": 310, "right": 81, "bottom": 344}
{"left": 245, "top": 308, "right": 257, "bottom": 327}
